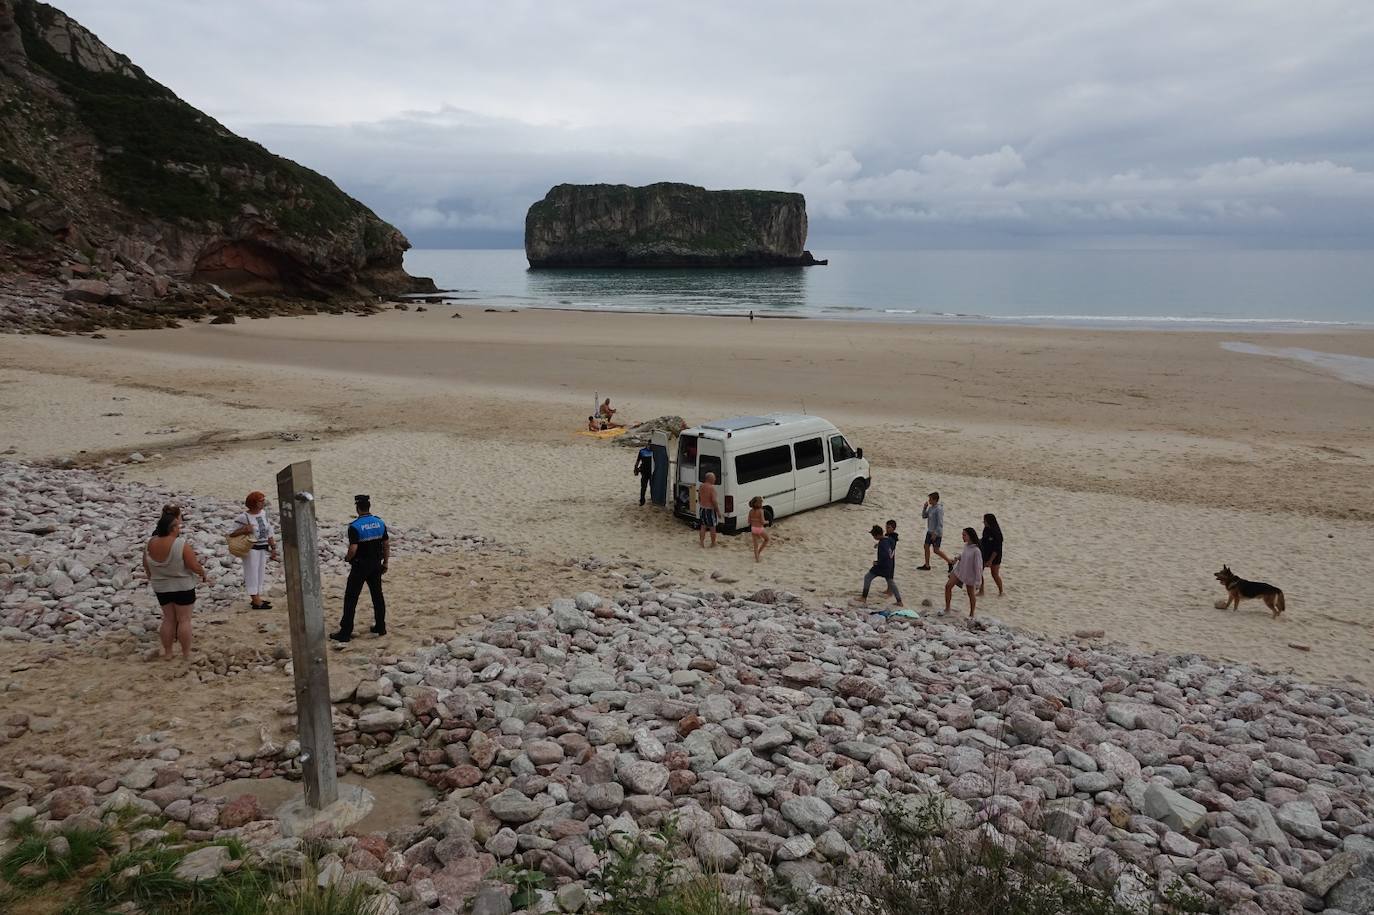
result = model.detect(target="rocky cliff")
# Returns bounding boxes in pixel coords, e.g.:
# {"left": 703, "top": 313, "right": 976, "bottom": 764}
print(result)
{"left": 525, "top": 183, "right": 824, "bottom": 268}
{"left": 0, "top": 0, "right": 432, "bottom": 328}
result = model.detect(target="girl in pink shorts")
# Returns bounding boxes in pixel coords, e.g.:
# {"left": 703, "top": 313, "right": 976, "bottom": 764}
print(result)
{"left": 748, "top": 497, "right": 770, "bottom": 562}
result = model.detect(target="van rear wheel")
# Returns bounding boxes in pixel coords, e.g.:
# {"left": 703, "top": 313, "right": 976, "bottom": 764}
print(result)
{"left": 846, "top": 479, "right": 868, "bottom": 504}
{"left": 763, "top": 506, "right": 775, "bottom": 525}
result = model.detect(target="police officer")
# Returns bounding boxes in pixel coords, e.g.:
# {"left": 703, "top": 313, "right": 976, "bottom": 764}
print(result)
{"left": 330, "top": 494, "right": 389, "bottom": 642}
{"left": 633, "top": 443, "right": 654, "bottom": 506}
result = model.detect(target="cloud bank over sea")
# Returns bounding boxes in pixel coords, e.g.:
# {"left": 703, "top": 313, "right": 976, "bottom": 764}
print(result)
{"left": 64, "top": 0, "right": 1374, "bottom": 248}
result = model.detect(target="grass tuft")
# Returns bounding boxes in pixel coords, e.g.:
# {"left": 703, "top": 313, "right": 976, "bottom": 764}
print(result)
{"left": 0, "top": 823, "right": 114, "bottom": 889}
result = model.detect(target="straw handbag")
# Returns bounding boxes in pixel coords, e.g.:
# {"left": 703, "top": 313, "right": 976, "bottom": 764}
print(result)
{"left": 226, "top": 529, "right": 253, "bottom": 559}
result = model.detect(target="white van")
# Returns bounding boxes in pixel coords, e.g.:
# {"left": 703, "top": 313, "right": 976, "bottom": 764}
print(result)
{"left": 672, "top": 414, "right": 871, "bottom": 532}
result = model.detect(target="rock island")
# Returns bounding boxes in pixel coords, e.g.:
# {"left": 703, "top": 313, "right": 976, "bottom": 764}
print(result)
{"left": 525, "top": 182, "right": 826, "bottom": 268}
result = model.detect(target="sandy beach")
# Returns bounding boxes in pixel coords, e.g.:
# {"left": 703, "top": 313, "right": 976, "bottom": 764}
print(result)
{"left": 1, "top": 309, "right": 1372, "bottom": 688}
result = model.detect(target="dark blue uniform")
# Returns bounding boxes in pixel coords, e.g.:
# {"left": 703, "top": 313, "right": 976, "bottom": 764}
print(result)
{"left": 634, "top": 446, "right": 654, "bottom": 505}
{"left": 339, "top": 513, "right": 388, "bottom": 637}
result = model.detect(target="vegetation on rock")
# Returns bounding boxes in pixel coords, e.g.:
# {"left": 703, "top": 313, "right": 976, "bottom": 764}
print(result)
{"left": 525, "top": 182, "right": 824, "bottom": 267}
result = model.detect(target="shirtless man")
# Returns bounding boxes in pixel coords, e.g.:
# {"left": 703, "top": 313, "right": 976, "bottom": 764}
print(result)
{"left": 698, "top": 472, "right": 721, "bottom": 548}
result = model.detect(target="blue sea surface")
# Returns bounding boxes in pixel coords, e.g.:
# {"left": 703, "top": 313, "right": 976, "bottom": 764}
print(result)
{"left": 402, "top": 248, "right": 1374, "bottom": 329}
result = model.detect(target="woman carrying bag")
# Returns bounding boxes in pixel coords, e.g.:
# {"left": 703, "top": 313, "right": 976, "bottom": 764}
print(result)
{"left": 228, "top": 491, "right": 278, "bottom": 609}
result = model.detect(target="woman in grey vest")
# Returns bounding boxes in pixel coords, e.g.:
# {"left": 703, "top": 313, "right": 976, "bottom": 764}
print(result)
{"left": 143, "top": 504, "right": 208, "bottom": 660}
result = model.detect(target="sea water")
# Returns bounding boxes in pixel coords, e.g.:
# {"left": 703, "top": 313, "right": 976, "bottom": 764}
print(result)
{"left": 402, "top": 248, "right": 1374, "bottom": 329}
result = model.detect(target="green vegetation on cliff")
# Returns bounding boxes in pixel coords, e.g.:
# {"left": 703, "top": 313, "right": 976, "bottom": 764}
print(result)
{"left": 13, "top": 0, "right": 363, "bottom": 237}
{"left": 525, "top": 182, "right": 821, "bottom": 267}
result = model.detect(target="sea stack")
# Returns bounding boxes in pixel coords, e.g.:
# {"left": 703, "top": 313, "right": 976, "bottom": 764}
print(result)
{"left": 524, "top": 182, "right": 826, "bottom": 268}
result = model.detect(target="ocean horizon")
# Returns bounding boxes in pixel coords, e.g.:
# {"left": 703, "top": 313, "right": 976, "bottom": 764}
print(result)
{"left": 403, "top": 247, "right": 1374, "bottom": 330}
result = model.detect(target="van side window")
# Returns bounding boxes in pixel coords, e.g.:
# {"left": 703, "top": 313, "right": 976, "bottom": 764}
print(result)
{"left": 735, "top": 446, "right": 792, "bottom": 485}
{"left": 830, "top": 435, "right": 854, "bottom": 462}
{"left": 794, "top": 438, "right": 824, "bottom": 469}
{"left": 699, "top": 455, "right": 722, "bottom": 486}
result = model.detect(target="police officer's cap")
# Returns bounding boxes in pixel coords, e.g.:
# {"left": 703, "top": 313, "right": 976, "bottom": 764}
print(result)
{"left": 354, "top": 494, "right": 370, "bottom": 504}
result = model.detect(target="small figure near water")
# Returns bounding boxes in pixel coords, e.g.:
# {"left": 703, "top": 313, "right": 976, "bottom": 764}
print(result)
{"left": 918, "top": 491, "right": 953, "bottom": 571}
{"left": 331, "top": 494, "right": 390, "bottom": 643}
{"left": 748, "top": 496, "right": 770, "bottom": 561}
{"left": 944, "top": 527, "right": 984, "bottom": 618}
{"left": 633, "top": 444, "right": 654, "bottom": 506}
{"left": 143, "top": 504, "right": 208, "bottom": 661}
{"left": 697, "top": 472, "right": 721, "bottom": 548}
{"left": 978, "top": 512, "right": 1004, "bottom": 597}
{"left": 860, "top": 524, "right": 903, "bottom": 607}
{"left": 229, "top": 490, "right": 278, "bottom": 609}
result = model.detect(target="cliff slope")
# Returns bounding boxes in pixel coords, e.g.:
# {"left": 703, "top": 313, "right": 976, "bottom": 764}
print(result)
{"left": 525, "top": 183, "right": 824, "bottom": 267}
{"left": 0, "top": 0, "right": 431, "bottom": 316}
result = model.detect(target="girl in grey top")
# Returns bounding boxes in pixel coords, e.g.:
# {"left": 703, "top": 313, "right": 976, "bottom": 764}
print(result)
{"left": 143, "top": 505, "right": 208, "bottom": 660}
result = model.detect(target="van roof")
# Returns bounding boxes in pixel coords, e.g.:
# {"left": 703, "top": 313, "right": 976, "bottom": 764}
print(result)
{"left": 686, "top": 413, "right": 839, "bottom": 441}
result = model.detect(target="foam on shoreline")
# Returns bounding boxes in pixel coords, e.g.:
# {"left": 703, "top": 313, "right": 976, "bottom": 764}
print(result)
{"left": 1222, "top": 341, "right": 1374, "bottom": 388}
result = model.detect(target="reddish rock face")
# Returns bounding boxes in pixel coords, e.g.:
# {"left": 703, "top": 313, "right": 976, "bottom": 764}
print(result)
{"left": 441, "top": 766, "right": 483, "bottom": 789}
{"left": 668, "top": 770, "right": 698, "bottom": 795}
{"left": 217, "top": 793, "right": 264, "bottom": 828}
{"left": 46, "top": 785, "right": 96, "bottom": 820}
{"left": 677, "top": 714, "right": 704, "bottom": 738}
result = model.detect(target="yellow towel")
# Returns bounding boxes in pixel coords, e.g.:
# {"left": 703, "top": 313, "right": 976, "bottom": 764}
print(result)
{"left": 576, "top": 427, "right": 627, "bottom": 439}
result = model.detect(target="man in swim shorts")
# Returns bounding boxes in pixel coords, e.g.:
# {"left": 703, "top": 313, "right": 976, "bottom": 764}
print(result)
{"left": 698, "top": 472, "right": 720, "bottom": 548}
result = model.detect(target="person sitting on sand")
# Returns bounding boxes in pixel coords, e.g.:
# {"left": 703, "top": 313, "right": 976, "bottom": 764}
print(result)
{"left": 860, "top": 524, "right": 903, "bottom": 607}
{"left": 600, "top": 398, "right": 619, "bottom": 424}
{"left": 944, "top": 527, "right": 984, "bottom": 618}
{"left": 587, "top": 415, "right": 606, "bottom": 432}
{"left": 748, "top": 496, "right": 770, "bottom": 561}
{"left": 143, "top": 504, "right": 208, "bottom": 661}
{"left": 698, "top": 472, "right": 721, "bottom": 548}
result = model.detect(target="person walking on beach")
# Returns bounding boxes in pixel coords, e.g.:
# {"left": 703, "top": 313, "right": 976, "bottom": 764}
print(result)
{"left": 698, "top": 472, "right": 721, "bottom": 548}
{"left": 747, "top": 496, "right": 770, "bottom": 561}
{"left": 860, "top": 524, "right": 903, "bottom": 607}
{"left": 978, "top": 513, "right": 1004, "bottom": 597}
{"left": 633, "top": 444, "right": 654, "bottom": 506}
{"left": 143, "top": 504, "right": 208, "bottom": 660}
{"left": 918, "top": 492, "right": 953, "bottom": 571}
{"left": 228, "top": 491, "right": 278, "bottom": 609}
{"left": 331, "top": 494, "right": 389, "bottom": 643}
{"left": 944, "top": 527, "right": 984, "bottom": 618}
{"left": 881, "top": 519, "right": 899, "bottom": 594}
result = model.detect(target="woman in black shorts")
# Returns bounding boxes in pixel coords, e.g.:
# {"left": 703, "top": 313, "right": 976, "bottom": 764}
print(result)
{"left": 143, "top": 505, "right": 208, "bottom": 660}
{"left": 978, "top": 512, "right": 1004, "bottom": 597}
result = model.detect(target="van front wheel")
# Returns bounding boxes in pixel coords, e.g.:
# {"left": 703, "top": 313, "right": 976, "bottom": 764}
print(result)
{"left": 846, "top": 479, "right": 868, "bottom": 504}
{"left": 763, "top": 506, "right": 775, "bottom": 525}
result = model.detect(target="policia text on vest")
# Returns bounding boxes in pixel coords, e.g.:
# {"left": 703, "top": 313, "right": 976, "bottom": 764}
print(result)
{"left": 331, "top": 495, "right": 389, "bottom": 642}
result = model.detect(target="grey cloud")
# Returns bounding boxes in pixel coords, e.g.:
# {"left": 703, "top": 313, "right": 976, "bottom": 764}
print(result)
{"left": 58, "top": 0, "right": 1374, "bottom": 247}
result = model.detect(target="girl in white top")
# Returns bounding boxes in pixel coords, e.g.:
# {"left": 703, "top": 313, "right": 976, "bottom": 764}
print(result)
{"left": 229, "top": 491, "right": 278, "bottom": 609}
{"left": 143, "top": 504, "right": 208, "bottom": 660}
{"left": 943, "top": 527, "right": 985, "bottom": 619}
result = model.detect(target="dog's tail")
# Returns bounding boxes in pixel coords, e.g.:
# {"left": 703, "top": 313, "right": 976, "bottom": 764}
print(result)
{"left": 1275, "top": 590, "right": 1285, "bottom": 615}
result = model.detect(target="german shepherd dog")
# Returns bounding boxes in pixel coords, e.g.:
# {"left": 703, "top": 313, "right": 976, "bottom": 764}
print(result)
{"left": 1214, "top": 566, "right": 1285, "bottom": 618}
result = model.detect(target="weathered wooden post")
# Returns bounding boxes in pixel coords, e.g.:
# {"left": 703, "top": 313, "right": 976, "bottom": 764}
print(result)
{"left": 276, "top": 460, "right": 339, "bottom": 810}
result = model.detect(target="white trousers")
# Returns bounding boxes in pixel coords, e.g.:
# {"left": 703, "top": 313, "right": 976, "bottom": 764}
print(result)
{"left": 243, "top": 549, "right": 268, "bottom": 596}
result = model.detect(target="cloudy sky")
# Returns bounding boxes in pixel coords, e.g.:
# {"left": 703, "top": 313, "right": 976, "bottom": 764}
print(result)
{"left": 60, "top": 0, "right": 1374, "bottom": 248}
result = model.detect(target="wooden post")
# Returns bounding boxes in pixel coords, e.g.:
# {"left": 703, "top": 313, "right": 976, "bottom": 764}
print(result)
{"left": 276, "top": 461, "right": 338, "bottom": 810}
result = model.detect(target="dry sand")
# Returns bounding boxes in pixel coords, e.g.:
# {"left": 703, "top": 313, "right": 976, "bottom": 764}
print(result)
{"left": 1, "top": 309, "right": 1371, "bottom": 692}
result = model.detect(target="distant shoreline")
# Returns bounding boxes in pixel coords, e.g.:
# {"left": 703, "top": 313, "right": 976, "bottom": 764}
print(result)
{"left": 406, "top": 297, "right": 1371, "bottom": 333}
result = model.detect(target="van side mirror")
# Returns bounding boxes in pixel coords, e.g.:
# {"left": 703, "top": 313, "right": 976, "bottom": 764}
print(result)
{"left": 856, "top": 448, "right": 864, "bottom": 459}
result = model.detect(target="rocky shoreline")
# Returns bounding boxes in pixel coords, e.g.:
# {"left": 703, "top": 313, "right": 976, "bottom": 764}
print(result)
{"left": 2, "top": 463, "right": 1373, "bottom": 913}
{"left": 0, "top": 270, "right": 402, "bottom": 335}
